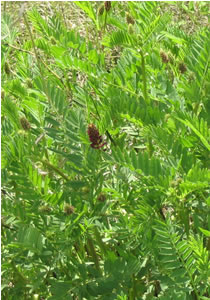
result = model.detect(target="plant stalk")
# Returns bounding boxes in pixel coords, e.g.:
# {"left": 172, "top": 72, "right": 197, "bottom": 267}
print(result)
{"left": 140, "top": 50, "right": 150, "bottom": 105}
{"left": 40, "top": 159, "right": 69, "bottom": 181}
{"left": 87, "top": 237, "right": 101, "bottom": 272}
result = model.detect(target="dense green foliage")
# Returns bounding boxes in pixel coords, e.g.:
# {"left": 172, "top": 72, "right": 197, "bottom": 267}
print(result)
{"left": 1, "top": 2, "right": 210, "bottom": 299}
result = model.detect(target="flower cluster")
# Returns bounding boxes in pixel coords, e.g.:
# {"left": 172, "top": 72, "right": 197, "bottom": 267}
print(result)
{"left": 87, "top": 124, "right": 106, "bottom": 149}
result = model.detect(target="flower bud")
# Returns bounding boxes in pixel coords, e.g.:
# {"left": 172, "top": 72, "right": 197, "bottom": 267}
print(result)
{"left": 188, "top": 72, "right": 195, "bottom": 82}
{"left": 1, "top": 90, "right": 5, "bottom": 100}
{"left": 104, "top": 1, "right": 111, "bottom": 12}
{"left": 98, "top": 4, "right": 105, "bottom": 16}
{"left": 26, "top": 78, "right": 33, "bottom": 88}
{"left": 64, "top": 204, "right": 75, "bottom": 215}
{"left": 39, "top": 205, "right": 51, "bottom": 213}
{"left": 128, "top": 24, "right": 134, "bottom": 35}
{"left": 178, "top": 62, "right": 187, "bottom": 74}
{"left": 160, "top": 50, "right": 169, "bottom": 64}
{"left": 97, "top": 193, "right": 106, "bottom": 202}
{"left": 164, "top": 114, "right": 170, "bottom": 123}
{"left": 50, "top": 36, "right": 57, "bottom": 45}
{"left": 4, "top": 62, "right": 11, "bottom": 75}
{"left": 126, "top": 12, "right": 135, "bottom": 25}
{"left": 20, "top": 117, "right": 31, "bottom": 131}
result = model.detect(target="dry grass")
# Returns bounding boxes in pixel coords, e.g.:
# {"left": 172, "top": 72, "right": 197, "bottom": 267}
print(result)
{"left": 2, "top": 1, "right": 209, "bottom": 42}
{"left": 3, "top": 1, "right": 208, "bottom": 57}
{"left": 1, "top": 1, "right": 98, "bottom": 41}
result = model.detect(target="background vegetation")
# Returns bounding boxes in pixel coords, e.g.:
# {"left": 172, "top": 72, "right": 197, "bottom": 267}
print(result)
{"left": 1, "top": 1, "right": 210, "bottom": 299}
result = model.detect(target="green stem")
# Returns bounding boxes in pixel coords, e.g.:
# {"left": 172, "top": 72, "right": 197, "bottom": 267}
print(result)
{"left": 93, "top": 227, "right": 107, "bottom": 256}
{"left": 23, "top": 13, "right": 45, "bottom": 87}
{"left": 103, "top": 10, "right": 108, "bottom": 33}
{"left": 3, "top": 1, "right": 6, "bottom": 13}
{"left": 40, "top": 159, "right": 69, "bottom": 181}
{"left": 140, "top": 50, "right": 150, "bottom": 105}
{"left": 11, "top": 260, "right": 28, "bottom": 283}
{"left": 132, "top": 275, "right": 137, "bottom": 299}
{"left": 106, "top": 130, "right": 116, "bottom": 146}
{"left": 147, "top": 136, "right": 154, "bottom": 158}
{"left": 87, "top": 237, "right": 101, "bottom": 272}
{"left": 171, "top": 232, "right": 200, "bottom": 300}
{"left": 89, "top": 93, "right": 116, "bottom": 146}
{"left": 24, "top": 13, "right": 51, "bottom": 160}
{"left": 207, "top": 237, "right": 210, "bottom": 251}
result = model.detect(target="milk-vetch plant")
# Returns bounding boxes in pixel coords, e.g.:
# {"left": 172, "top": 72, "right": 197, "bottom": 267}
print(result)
{"left": 1, "top": 2, "right": 210, "bottom": 299}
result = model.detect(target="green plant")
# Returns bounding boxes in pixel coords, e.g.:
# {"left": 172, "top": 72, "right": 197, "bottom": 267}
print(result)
{"left": 1, "top": 2, "right": 210, "bottom": 299}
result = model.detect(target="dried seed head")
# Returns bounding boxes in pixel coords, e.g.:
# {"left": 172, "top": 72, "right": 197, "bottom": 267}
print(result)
{"left": 160, "top": 50, "right": 169, "bottom": 63}
{"left": 98, "top": 4, "right": 105, "bottom": 16}
{"left": 20, "top": 117, "right": 31, "bottom": 131}
{"left": 126, "top": 12, "right": 135, "bottom": 25}
{"left": 178, "top": 62, "right": 187, "bottom": 74}
{"left": 104, "top": 1, "right": 111, "bottom": 12}
{"left": 64, "top": 204, "right": 75, "bottom": 215}
{"left": 97, "top": 193, "right": 106, "bottom": 202}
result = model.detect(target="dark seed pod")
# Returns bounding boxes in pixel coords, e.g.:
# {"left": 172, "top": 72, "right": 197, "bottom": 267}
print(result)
{"left": 20, "top": 117, "right": 31, "bottom": 131}
{"left": 98, "top": 4, "right": 105, "bottom": 16}
{"left": 97, "top": 193, "right": 106, "bottom": 202}
{"left": 104, "top": 1, "right": 111, "bottom": 12}
{"left": 160, "top": 50, "right": 169, "bottom": 64}
{"left": 4, "top": 62, "right": 11, "bottom": 75}
{"left": 178, "top": 62, "right": 187, "bottom": 74}
{"left": 126, "top": 12, "right": 135, "bottom": 25}
{"left": 1, "top": 90, "right": 5, "bottom": 100}
{"left": 64, "top": 204, "right": 75, "bottom": 215}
